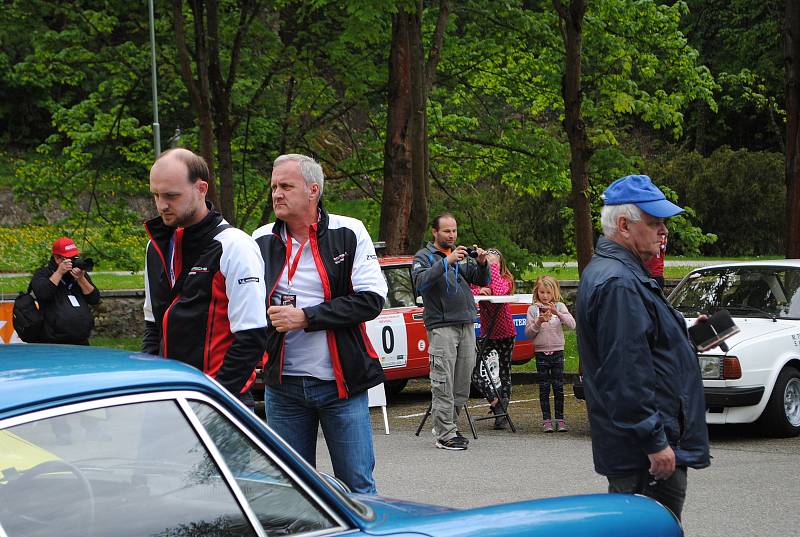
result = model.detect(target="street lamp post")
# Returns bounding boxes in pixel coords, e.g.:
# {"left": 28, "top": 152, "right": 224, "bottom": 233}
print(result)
{"left": 148, "top": 0, "right": 161, "bottom": 158}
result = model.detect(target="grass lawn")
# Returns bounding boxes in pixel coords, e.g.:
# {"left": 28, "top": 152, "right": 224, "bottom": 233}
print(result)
{"left": 512, "top": 331, "right": 579, "bottom": 373}
{"left": 91, "top": 337, "right": 141, "bottom": 351}
{"left": 523, "top": 265, "right": 696, "bottom": 282}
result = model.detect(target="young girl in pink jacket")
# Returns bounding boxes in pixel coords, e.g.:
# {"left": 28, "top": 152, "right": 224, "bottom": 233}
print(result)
{"left": 470, "top": 248, "right": 516, "bottom": 429}
{"left": 525, "top": 275, "right": 576, "bottom": 432}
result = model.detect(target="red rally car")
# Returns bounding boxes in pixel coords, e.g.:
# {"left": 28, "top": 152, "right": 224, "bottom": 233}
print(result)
{"left": 256, "top": 255, "right": 534, "bottom": 397}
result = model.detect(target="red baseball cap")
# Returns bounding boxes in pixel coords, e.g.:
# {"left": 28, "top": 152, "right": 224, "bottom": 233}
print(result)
{"left": 52, "top": 237, "right": 80, "bottom": 257}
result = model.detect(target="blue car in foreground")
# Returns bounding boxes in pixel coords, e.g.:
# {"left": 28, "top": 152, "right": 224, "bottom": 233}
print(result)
{"left": 0, "top": 345, "right": 682, "bottom": 537}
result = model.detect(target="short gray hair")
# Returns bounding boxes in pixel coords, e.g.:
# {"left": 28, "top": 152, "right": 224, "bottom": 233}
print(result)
{"left": 274, "top": 154, "right": 324, "bottom": 198}
{"left": 600, "top": 204, "right": 642, "bottom": 237}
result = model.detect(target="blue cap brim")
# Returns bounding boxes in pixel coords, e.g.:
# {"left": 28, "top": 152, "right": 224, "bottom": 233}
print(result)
{"left": 635, "top": 199, "right": 684, "bottom": 218}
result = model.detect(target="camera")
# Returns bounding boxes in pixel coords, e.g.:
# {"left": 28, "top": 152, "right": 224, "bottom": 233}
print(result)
{"left": 71, "top": 256, "right": 94, "bottom": 272}
{"left": 464, "top": 246, "right": 479, "bottom": 259}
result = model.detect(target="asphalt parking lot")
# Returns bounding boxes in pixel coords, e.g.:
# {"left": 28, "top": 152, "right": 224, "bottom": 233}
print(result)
{"left": 312, "top": 378, "right": 800, "bottom": 537}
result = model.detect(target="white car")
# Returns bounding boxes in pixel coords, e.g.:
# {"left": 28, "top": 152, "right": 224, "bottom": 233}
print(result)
{"left": 669, "top": 260, "right": 800, "bottom": 437}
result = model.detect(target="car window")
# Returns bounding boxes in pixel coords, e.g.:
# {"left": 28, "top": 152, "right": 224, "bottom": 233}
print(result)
{"left": 188, "top": 400, "right": 338, "bottom": 535}
{"left": 0, "top": 401, "right": 257, "bottom": 537}
{"left": 671, "top": 267, "right": 800, "bottom": 319}
{"left": 382, "top": 266, "right": 416, "bottom": 308}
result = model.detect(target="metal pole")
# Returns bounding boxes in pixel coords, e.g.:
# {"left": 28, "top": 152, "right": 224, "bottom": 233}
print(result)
{"left": 148, "top": 0, "right": 161, "bottom": 158}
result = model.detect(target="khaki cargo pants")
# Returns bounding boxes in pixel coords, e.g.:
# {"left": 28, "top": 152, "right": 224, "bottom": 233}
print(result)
{"left": 428, "top": 323, "right": 476, "bottom": 442}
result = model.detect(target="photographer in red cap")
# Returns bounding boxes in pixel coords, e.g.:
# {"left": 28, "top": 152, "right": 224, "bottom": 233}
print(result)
{"left": 575, "top": 175, "right": 710, "bottom": 520}
{"left": 29, "top": 237, "right": 100, "bottom": 345}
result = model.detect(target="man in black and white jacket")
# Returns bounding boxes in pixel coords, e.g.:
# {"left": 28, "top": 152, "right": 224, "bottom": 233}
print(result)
{"left": 253, "top": 154, "right": 386, "bottom": 494}
{"left": 142, "top": 148, "right": 267, "bottom": 408}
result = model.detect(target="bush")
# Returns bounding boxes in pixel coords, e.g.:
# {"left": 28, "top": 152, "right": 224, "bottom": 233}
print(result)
{"left": 653, "top": 147, "right": 784, "bottom": 256}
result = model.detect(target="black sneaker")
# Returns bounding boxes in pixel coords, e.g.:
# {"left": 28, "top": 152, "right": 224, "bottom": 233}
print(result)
{"left": 435, "top": 437, "right": 468, "bottom": 450}
{"left": 454, "top": 431, "right": 470, "bottom": 445}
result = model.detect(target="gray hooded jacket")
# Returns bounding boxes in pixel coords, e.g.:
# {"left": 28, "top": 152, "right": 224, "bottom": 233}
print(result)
{"left": 412, "top": 242, "right": 490, "bottom": 330}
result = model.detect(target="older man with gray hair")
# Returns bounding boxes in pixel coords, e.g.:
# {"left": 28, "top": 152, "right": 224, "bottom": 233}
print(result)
{"left": 575, "top": 174, "right": 710, "bottom": 520}
{"left": 252, "top": 154, "right": 387, "bottom": 494}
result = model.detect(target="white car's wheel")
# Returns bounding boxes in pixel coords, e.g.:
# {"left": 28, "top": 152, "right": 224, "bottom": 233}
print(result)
{"left": 761, "top": 366, "right": 800, "bottom": 437}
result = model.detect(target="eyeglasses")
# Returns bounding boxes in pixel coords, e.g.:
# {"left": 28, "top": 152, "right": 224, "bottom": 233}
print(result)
{"left": 487, "top": 249, "right": 501, "bottom": 256}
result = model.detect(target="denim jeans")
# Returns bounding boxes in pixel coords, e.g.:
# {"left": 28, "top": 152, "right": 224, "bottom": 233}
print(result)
{"left": 607, "top": 466, "right": 688, "bottom": 520}
{"left": 265, "top": 376, "right": 376, "bottom": 494}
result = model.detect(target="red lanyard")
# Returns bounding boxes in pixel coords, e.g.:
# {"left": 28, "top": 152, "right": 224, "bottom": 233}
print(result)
{"left": 285, "top": 231, "right": 308, "bottom": 289}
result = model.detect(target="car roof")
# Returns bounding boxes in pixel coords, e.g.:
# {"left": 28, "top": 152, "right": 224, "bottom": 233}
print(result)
{"left": 0, "top": 344, "right": 218, "bottom": 419}
{"left": 689, "top": 259, "right": 800, "bottom": 271}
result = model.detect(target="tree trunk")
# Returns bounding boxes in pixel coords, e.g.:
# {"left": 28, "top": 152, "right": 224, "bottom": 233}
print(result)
{"left": 215, "top": 124, "right": 236, "bottom": 222}
{"left": 380, "top": 10, "right": 414, "bottom": 255}
{"left": 381, "top": 0, "right": 449, "bottom": 254}
{"left": 555, "top": 0, "right": 593, "bottom": 273}
{"left": 786, "top": 0, "right": 800, "bottom": 258}
{"left": 406, "top": 1, "right": 428, "bottom": 253}
{"left": 172, "top": 0, "right": 219, "bottom": 208}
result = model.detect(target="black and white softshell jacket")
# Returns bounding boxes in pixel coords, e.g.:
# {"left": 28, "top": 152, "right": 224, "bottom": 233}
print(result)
{"left": 143, "top": 206, "right": 268, "bottom": 397}
{"left": 252, "top": 207, "right": 387, "bottom": 398}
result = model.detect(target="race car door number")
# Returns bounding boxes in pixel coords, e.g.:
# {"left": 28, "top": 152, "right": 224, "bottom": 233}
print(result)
{"left": 366, "top": 313, "right": 408, "bottom": 369}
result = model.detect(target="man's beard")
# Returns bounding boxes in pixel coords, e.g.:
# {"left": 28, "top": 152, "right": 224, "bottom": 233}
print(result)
{"left": 165, "top": 205, "right": 196, "bottom": 228}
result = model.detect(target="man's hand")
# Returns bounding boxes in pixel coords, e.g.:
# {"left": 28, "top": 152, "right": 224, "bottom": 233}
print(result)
{"left": 446, "top": 245, "right": 469, "bottom": 265}
{"left": 70, "top": 267, "right": 86, "bottom": 281}
{"left": 474, "top": 246, "right": 488, "bottom": 264}
{"left": 267, "top": 305, "right": 309, "bottom": 333}
{"left": 648, "top": 445, "right": 676, "bottom": 481}
{"left": 56, "top": 258, "right": 73, "bottom": 276}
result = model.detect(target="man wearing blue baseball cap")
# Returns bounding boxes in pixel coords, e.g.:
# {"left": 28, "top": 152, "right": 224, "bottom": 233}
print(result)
{"left": 575, "top": 175, "right": 710, "bottom": 520}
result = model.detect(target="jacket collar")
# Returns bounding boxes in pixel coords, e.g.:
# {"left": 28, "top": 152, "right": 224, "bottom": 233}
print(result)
{"left": 271, "top": 202, "right": 329, "bottom": 242}
{"left": 144, "top": 201, "right": 223, "bottom": 246}
{"left": 424, "top": 242, "right": 447, "bottom": 257}
{"left": 594, "top": 236, "right": 653, "bottom": 284}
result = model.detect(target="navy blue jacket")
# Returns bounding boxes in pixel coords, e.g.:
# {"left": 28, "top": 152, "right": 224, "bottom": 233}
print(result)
{"left": 576, "top": 236, "right": 710, "bottom": 476}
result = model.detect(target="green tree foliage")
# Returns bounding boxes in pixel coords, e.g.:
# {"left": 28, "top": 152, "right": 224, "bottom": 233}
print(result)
{"left": 1, "top": 1, "right": 160, "bottom": 270}
{"left": 0, "top": 0, "right": 783, "bottom": 273}
{"left": 683, "top": 0, "right": 784, "bottom": 153}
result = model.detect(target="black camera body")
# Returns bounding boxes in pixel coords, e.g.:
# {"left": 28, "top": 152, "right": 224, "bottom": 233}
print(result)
{"left": 464, "top": 246, "right": 479, "bottom": 259}
{"left": 71, "top": 256, "right": 94, "bottom": 272}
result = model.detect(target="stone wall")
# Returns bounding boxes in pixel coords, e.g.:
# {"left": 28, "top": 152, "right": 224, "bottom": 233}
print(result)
{"left": 92, "top": 290, "right": 146, "bottom": 338}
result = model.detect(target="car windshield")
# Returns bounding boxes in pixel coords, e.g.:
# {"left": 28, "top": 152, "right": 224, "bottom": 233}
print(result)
{"left": 670, "top": 266, "right": 800, "bottom": 319}
{"left": 382, "top": 266, "right": 416, "bottom": 308}
{"left": 0, "top": 398, "right": 338, "bottom": 537}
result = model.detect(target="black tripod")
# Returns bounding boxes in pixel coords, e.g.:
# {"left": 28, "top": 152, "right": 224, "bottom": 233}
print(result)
{"left": 415, "top": 299, "right": 517, "bottom": 437}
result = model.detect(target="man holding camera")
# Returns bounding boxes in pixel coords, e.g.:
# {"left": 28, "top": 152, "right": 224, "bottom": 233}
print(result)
{"left": 412, "top": 213, "right": 489, "bottom": 450}
{"left": 29, "top": 237, "right": 100, "bottom": 345}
